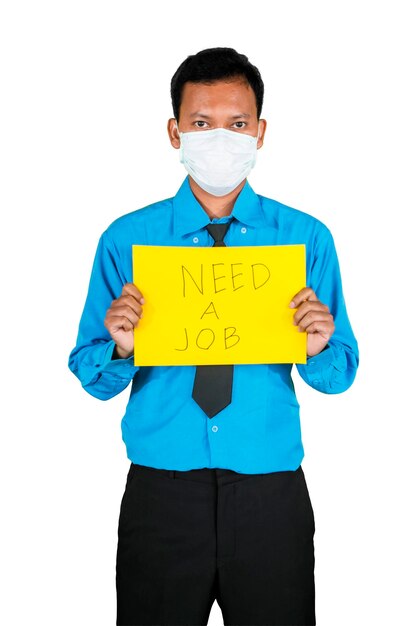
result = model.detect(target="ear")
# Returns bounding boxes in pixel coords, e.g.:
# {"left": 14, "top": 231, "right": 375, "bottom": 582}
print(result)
{"left": 256, "top": 119, "right": 267, "bottom": 149}
{"left": 167, "top": 118, "right": 181, "bottom": 149}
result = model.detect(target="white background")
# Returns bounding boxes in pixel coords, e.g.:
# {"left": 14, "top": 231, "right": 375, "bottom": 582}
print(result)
{"left": 1, "top": 1, "right": 415, "bottom": 624}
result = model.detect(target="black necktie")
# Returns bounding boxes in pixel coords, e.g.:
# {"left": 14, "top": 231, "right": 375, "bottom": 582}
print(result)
{"left": 192, "top": 221, "right": 234, "bottom": 418}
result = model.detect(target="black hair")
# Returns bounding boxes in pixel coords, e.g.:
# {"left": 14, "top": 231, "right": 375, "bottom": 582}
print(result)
{"left": 170, "top": 47, "right": 264, "bottom": 121}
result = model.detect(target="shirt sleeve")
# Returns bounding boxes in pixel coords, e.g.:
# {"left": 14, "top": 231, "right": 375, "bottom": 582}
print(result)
{"left": 68, "top": 229, "right": 139, "bottom": 400}
{"left": 295, "top": 224, "right": 359, "bottom": 394}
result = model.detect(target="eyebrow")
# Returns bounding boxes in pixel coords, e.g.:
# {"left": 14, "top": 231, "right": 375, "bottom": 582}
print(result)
{"left": 189, "top": 112, "right": 251, "bottom": 119}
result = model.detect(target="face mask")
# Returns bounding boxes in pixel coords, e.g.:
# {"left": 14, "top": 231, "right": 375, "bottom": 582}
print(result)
{"left": 176, "top": 124, "right": 259, "bottom": 196}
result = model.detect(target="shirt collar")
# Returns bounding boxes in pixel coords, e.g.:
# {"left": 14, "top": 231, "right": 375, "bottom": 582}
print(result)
{"left": 172, "top": 175, "right": 267, "bottom": 237}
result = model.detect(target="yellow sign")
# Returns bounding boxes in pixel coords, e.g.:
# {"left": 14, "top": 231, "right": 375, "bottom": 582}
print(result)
{"left": 133, "top": 245, "right": 306, "bottom": 366}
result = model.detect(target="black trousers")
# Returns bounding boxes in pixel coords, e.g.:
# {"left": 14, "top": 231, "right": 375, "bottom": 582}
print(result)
{"left": 116, "top": 463, "right": 315, "bottom": 626}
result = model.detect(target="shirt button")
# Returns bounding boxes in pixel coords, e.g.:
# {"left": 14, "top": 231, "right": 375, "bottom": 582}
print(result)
{"left": 212, "top": 425, "right": 218, "bottom": 432}
{"left": 241, "top": 227, "right": 247, "bottom": 234}
{"left": 193, "top": 236, "right": 199, "bottom": 243}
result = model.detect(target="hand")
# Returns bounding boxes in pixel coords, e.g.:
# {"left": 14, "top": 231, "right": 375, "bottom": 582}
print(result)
{"left": 104, "top": 283, "right": 145, "bottom": 359}
{"left": 289, "top": 287, "right": 335, "bottom": 357}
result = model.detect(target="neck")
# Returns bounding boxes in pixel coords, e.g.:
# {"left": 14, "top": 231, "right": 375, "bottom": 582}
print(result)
{"left": 188, "top": 176, "right": 246, "bottom": 219}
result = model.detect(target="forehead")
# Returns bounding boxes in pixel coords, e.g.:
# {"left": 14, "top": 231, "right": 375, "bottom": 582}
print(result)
{"left": 180, "top": 79, "right": 257, "bottom": 114}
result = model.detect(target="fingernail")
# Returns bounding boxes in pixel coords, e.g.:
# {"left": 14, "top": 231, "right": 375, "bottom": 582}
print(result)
{"left": 289, "top": 301, "right": 295, "bottom": 308}
{"left": 140, "top": 298, "right": 145, "bottom": 304}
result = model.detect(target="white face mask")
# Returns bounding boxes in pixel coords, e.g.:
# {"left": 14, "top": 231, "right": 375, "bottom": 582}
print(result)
{"left": 176, "top": 124, "right": 259, "bottom": 196}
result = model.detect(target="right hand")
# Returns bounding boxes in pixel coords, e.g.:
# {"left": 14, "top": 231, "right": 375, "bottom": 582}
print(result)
{"left": 104, "top": 283, "right": 145, "bottom": 359}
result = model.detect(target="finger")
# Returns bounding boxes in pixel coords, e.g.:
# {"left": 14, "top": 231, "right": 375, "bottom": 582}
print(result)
{"left": 109, "top": 305, "right": 140, "bottom": 327}
{"left": 293, "top": 301, "right": 330, "bottom": 325}
{"left": 296, "top": 311, "right": 333, "bottom": 331}
{"left": 122, "top": 282, "right": 145, "bottom": 304}
{"left": 289, "top": 287, "right": 318, "bottom": 309}
{"left": 301, "top": 319, "right": 335, "bottom": 338}
{"left": 113, "top": 294, "right": 144, "bottom": 318}
{"left": 105, "top": 314, "right": 136, "bottom": 334}
{"left": 105, "top": 307, "right": 140, "bottom": 330}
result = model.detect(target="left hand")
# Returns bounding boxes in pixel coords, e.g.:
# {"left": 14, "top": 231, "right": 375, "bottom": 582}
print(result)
{"left": 289, "top": 287, "right": 335, "bottom": 357}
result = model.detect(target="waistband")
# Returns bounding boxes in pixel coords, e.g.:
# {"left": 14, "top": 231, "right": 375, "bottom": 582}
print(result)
{"left": 129, "top": 462, "right": 300, "bottom": 485}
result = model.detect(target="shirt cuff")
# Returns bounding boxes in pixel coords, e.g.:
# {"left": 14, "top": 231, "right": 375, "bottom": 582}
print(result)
{"left": 302, "top": 342, "right": 347, "bottom": 392}
{"left": 97, "top": 340, "right": 140, "bottom": 380}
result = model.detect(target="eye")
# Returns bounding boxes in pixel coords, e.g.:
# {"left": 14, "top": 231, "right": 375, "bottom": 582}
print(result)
{"left": 233, "top": 121, "right": 247, "bottom": 129}
{"left": 193, "top": 120, "right": 209, "bottom": 129}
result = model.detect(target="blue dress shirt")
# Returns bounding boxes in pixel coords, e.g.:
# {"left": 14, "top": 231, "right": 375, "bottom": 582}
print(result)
{"left": 68, "top": 175, "right": 359, "bottom": 474}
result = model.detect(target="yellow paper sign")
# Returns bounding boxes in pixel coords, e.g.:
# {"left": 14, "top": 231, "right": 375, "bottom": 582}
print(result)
{"left": 133, "top": 245, "right": 306, "bottom": 366}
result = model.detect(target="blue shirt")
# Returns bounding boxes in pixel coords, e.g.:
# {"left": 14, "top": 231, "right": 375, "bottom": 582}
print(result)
{"left": 68, "top": 175, "right": 359, "bottom": 474}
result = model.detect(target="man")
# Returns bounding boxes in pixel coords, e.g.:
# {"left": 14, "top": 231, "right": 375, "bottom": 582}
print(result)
{"left": 69, "top": 47, "right": 358, "bottom": 626}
